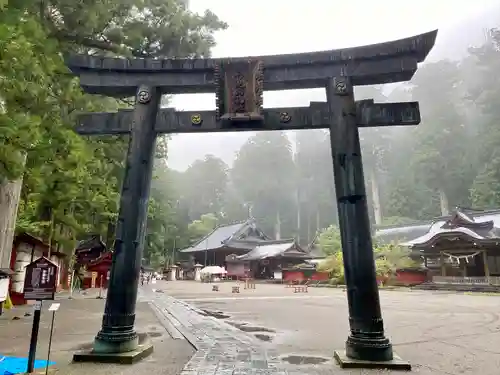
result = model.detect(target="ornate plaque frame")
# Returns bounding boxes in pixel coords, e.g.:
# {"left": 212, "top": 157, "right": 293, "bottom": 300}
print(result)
{"left": 215, "top": 60, "right": 264, "bottom": 123}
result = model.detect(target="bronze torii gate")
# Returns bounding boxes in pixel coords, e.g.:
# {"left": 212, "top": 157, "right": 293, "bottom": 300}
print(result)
{"left": 67, "top": 30, "right": 437, "bottom": 369}
{"left": 76, "top": 101, "right": 420, "bottom": 134}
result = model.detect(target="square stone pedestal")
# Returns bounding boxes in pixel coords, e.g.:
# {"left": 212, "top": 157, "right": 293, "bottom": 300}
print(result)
{"left": 73, "top": 333, "right": 153, "bottom": 365}
{"left": 334, "top": 350, "right": 411, "bottom": 371}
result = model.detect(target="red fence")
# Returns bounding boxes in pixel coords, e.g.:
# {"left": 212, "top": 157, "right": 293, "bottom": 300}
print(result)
{"left": 282, "top": 270, "right": 330, "bottom": 283}
{"left": 283, "top": 268, "right": 428, "bottom": 286}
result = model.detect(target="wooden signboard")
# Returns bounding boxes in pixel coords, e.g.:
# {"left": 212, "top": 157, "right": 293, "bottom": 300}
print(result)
{"left": 23, "top": 257, "right": 58, "bottom": 300}
{"left": 215, "top": 60, "right": 264, "bottom": 124}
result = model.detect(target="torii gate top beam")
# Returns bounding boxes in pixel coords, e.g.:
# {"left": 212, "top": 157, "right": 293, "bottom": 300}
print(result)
{"left": 66, "top": 30, "right": 437, "bottom": 97}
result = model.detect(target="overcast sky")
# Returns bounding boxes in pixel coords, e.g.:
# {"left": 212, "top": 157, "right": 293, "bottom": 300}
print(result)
{"left": 166, "top": 0, "right": 499, "bottom": 170}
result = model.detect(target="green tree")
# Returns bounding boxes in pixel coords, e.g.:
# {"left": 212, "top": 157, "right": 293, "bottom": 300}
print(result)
{"left": 178, "top": 155, "right": 229, "bottom": 220}
{"left": 317, "top": 251, "right": 344, "bottom": 284}
{"left": 0, "top": 0, "right": 227, "bottom": 268}
{"left": 219, "top": 180, "right": 249, "bottom": 224}
{"left": 467, "top": 29, "right": 500, "bottom": 209}
{"left": 316, "top": 225, "right": 341, "bottom": 256}
{"left": 355, "top": 85, "right": 394, "bottom": 226}
{"left": 231, "top": 132, "right": 296, "bottom": 238}
{"left": 378, "top": 216, "right": 418, "bottom": 227}
{"left": 317, "top": 226, "right": 415, "bottom": 283}
{"left": 294, "top": 130, "right": 336, "bottom": 243}
{"left": 408, "top": 61, "right": 471, "bottom": 215}
{"left": 187, "top": 213, "right": 218, "bottom": 243}
{"left": 37, "top": 0, "right": 227, "bottom": 58}
{"left": 470, "top": 154, "right": 500, "bottom": 208}
{"left": 144, "top": 163, "right": 188, "bottom": 267}
{"left": 373, "top": 243, "right": 416, "bottom": 277}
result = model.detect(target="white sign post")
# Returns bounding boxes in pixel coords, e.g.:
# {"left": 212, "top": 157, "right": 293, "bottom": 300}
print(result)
{"left": 45, "top": 303, "right": 60, "bottom": 375}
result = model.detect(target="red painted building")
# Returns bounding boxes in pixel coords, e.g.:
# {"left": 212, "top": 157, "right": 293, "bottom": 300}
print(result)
{"left": 74, "top": 235, "right": 111, "bottom": 289}
{"left": 9, "top": 233, "right": 67, "bottom": 305}
{"left": 282, "top": 267, "right": 330, "bottom": 283}
{"left": 84, "top": 251, "right": 112, "bottom": 289}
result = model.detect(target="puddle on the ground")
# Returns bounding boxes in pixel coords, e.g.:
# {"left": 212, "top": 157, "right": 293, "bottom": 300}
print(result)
{"left": 254, "top": 333, "right": 273, "bottom": 341}
{"left": 280, "top": 355, "right": 329, "bottom": 365}
{"left": 200, "top": 309, "right": 230, "bottom": 319}
{"left": 239, "top": 325, "right": 275, "bottom": 333}
{"left": 226, "top": 320, "right": 275, "bottom": 333}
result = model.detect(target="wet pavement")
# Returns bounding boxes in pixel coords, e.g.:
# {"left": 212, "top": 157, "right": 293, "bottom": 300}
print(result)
{"left": 150, "top": 280, "right": 500, "bottom": 374}
{"left": 4, "top": 282, "right": 499, "bottom": 374}
{"left": 0, "top": 297, "right": 194, "bottom": 375}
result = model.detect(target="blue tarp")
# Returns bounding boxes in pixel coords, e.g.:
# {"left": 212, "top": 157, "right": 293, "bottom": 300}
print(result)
{"left": 0, "top": 355, "right": 55, "bottom": 375}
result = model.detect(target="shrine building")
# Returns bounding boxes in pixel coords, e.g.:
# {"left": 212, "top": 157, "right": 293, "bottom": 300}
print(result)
{"left": 376, "top": 208, "right": 500, "bottom": 289}
{"left": 402, "top": 209, "right": 500, "bottom": 278}
{"left": 8, "top": 233, "right": 67, "bottom": 305}
{"left": 179, "top": 219, "right": 316, "bottom": 280}
{"left": 74, "top": 235, "right": 112, "bottom": 289}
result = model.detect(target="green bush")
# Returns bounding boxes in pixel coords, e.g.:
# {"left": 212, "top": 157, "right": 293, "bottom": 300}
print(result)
{"left": 316, "top": 225, "right": 417, "bottom": 284}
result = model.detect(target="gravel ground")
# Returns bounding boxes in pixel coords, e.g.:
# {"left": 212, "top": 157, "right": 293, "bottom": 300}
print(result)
{"left": 152, "top": 280, "right": 500, "bottom": 374}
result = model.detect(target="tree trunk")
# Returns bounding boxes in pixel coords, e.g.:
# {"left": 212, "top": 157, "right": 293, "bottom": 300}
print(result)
{"left": 0, "top": 173, "right": 25, "bottom": 269}
{"left": 105, "top": 220, "right": 116, "bottom": 250}
{"left": 439, "top": 188, "right": 450, "bottom": 216}
{"left": 275, "top": 211, "right": 281, "bottom": 240}
{"left": 370, "top": 167, "right": 383, "bottom": 225}
{"left": 296, "top": 190, "right": 300, "bottom": 243}
{"left": 307, "top": 208, "right": 311, "bottom": 245}
{"left": 316, "top": 210, "right": 320, "bottom": 234}
{"left": 47, "top": 211, "right": 55, "bottom": 258}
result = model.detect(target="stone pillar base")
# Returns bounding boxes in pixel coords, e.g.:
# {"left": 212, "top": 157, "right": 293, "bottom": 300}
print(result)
{"left": 334, "top": 350, "right": 410, "bottom": 370}
{"left": 73, "top": 333, "right": 153, "bottom": 364}
{"left": 93, "top": 335, "right": 139, "bottom": 354}
{"left": 346, "top": 335, "right": 393, "bottom": 362}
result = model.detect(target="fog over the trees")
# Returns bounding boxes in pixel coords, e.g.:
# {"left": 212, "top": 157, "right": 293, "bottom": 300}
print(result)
{"left": 167, "top": 0, "right": 500, "bottom": 171}
{"left": 2, "top": 0, "right": 500, "bottom": 268}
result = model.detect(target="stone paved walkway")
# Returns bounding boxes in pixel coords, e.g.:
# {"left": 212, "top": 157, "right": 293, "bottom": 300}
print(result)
{"left": 147, "top": 291, "right": 286, "bottom": 375}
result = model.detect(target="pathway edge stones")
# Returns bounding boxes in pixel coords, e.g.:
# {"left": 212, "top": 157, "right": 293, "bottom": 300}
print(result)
{"left": 148, "top": 301, "right": 185, "bottom": 340}
{"left": 147, "top": 291, "right": 288, "bottom": 375}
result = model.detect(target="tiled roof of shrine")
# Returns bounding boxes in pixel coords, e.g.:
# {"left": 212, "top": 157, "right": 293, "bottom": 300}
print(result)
{"left": 180, "top": 219, "right": 271, "bottom": 253}
{"left": 237, "top": 240, "right": 308, "bottom": 261}
{"left": 402, "top": 209, "right": 500, "bottom": 248}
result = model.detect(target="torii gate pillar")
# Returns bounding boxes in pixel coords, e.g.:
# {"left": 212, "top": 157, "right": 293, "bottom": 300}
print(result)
{"left": 94, "top": 85, "right": 160, "bottom": 354}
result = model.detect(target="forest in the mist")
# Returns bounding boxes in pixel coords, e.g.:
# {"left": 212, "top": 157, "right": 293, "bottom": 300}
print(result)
{"left": 2, "top": 0, "right": 500, "bottom": 269}
{"left": 151, "top": 27, "right": 500, "bottom": 262}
